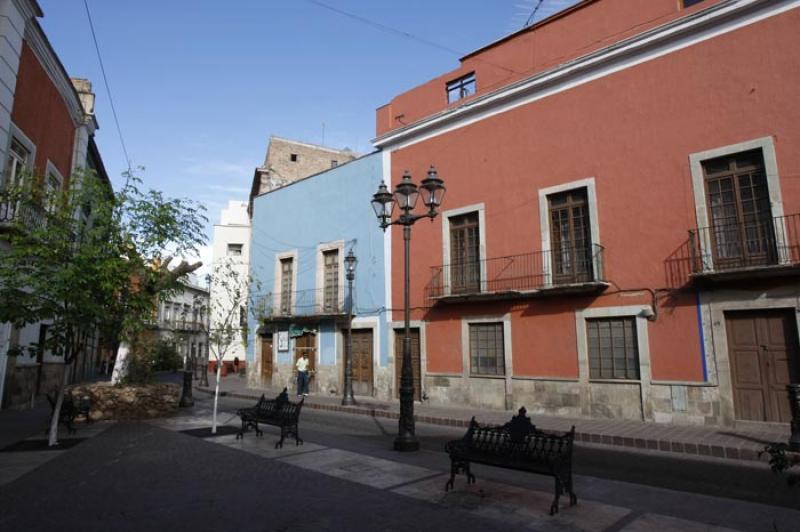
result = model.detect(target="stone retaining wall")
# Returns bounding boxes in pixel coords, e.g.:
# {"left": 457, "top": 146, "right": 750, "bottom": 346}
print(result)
{"left": 68, "top": 382, "right": 179, "bottom": 421}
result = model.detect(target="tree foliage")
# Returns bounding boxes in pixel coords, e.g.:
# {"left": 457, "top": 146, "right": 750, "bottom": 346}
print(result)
{"left": 0, "top": 167, "right": 206, "bottom": 444}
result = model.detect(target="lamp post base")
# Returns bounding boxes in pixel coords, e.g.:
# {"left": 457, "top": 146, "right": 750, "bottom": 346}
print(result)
{"left": 341, "top": 395, "right": 356, "bottom": 406}
{"left": 393, "top": 435, "right": 420, "bottom": 452}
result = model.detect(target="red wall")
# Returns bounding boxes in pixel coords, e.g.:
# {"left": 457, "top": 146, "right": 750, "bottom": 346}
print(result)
{"left": 388, "top": 8, "right": 800, "bottom": 382}
{"left": 11, "top": 42, "right": 76, "bottom": 181}
{"left": 377, "top": 0, "right": 728, "bottom": 136}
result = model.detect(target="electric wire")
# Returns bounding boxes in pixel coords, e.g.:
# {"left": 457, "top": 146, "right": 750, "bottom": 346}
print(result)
{"left": 525, "top": 0, "right": 548, "bottom": 27}
{"left": 82, "top": 0, "right": 131, "bottom": 172}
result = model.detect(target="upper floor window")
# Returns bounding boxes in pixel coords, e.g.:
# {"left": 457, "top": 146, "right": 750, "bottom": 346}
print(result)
{"left": 290, "top": 153, "right": 298, "bottom": 162}
{"left": 331, "top": 160, "right": 338, "bottom": 168}
{"left": 449, "top": 211, "right": 480, "bottom": 294}
{"left": 227, "top": 243, "right": 243, "bottom": 256}
{"left": 322, "top": 249, "right": 339, "bottom": 312}
{"left": 446, "top": 72, "right": 476, "bottom": 104}
{"left": 44, "top": 170, "right": 62, "bottom": 213}
{"left": 683, "top": 0, "right": 705, "bottom": 7}
{"left": 4, "top": 138, "right": 30, "bottom": 189}
{"left": 702, "top": 149, "right": 775, "bottom": 268}
{"left": 548, "top": 188, "right": 593, "bottom": 284}
{"left": 280, "top": 257, "right": 294, "bottom": 314}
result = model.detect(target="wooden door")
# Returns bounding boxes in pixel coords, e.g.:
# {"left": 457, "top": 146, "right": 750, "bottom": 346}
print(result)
{"left": 726, "top": 310, "right": 800, "bottom": 422}
{"left": 351, "top": 329, "right": 373, "bottom": 396}
{"left": 261, "top": 334, "right": 273, "bottom": 382}
{"left": 323, "top": 250, "right": 339, "bottom": 312}
{"left": 449, "top": 212, "right": 480, "bottom": 294}
{"left": 294, "top": 333, "right": 317, "bottom": 390}
{"left": 394, "top": 328, "right": 421, "bottom": 401}
{"left": 548, "top": 188, "right": 593, "bottom": 284}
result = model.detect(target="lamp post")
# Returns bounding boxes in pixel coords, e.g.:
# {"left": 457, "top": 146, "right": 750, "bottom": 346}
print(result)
{"left": 342, "top": 250, "right": 357, "bottom": 406}
{"left": 372, "top": 167, "right": 446, "bottom": 452}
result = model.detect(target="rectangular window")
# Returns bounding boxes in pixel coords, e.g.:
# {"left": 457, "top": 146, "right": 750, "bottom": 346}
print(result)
{"left": 683, "top": 0, "right": 705, "bottom": 7}
{"left": 702, "top": 149, "right": 775, "bottom": 269}
{"left": 331, "top": 160, "right": 338, "bottom": 168}
{"left": 449, "top": 212, "right": 480, "bottom": 294}
{"left": 323, "top": 249, "right": 339, "bottom": 312}
{"left": 44, "top": 172, "right": 60, "bottom": 213}
{"left": 446, "top": 72, "right": 476, "bottom": 104}
{"left": 548, "top": 188, "right": 593, "bottom": 284}
{"left": 290, "top": 153, "right": 298, "bottom": 162}
{"left": 280, "top": 258, "right": 293, "bottom": 314}
{"left": 4, "top": 138, "right": 30, "bottom": 190}
{"left": 587, "top": 317, "right": 640, "bottom": 380}
{"left": 469, "top": 323, "right": 505, "bottom": 376}
{"left": 227, "top": 243, "right": 243, "bottom": 256}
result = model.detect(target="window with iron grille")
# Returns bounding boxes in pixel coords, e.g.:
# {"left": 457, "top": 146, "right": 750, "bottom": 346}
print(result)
{"left": 323, "top": 249, "right": 339, "bottom": 312}
{"left": 449, "top": 212, "right": 480, "bottom": 294}
{"left": 548, "top": 188, "right": 593, "bottom": 284}
{"left": 702, "top": 149, "right": 775, "bottom": 269}
{"left": 280, "top": 258, "right": 293, "bottom": 314}
{"left": 587, "top": 317, "right": 640, "bottom": 380}
{"left": 469, "top": 322, "right": 505, "bottom": 376}
{"left": 446, "top": 72, "right": 476, "bottom": 104}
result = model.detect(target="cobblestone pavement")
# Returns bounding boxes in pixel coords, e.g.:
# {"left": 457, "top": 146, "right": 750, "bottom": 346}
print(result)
{"left": 1, "top": 391, "right": 798, "bottom": 532}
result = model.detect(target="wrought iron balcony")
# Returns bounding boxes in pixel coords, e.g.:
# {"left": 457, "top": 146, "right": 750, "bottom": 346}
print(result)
{"left": 425, "top": 244, "right": 607, "bottom": 303}
{"left": 0, "top": 192, "right": 44, "bottom": 232}
{"left": 688, "top": 213, "right": 800, "bottom": 281}
{"left": 254, "top": 286, "right": 350, "bottom": 323}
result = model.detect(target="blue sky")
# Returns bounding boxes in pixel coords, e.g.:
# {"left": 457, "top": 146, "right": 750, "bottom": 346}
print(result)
{"left": 38, "top": 0, "right": 578, "bottom": 263}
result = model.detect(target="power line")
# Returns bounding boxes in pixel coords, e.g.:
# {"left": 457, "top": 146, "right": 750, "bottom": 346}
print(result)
{"left": 303, "top": 0, "right": 521, "bottom": 75}
{"left": 525, "top": 0, "right": 547, "bottom": 27}
{"left": 82, "top": 0, "right": 131, "bottom": 172}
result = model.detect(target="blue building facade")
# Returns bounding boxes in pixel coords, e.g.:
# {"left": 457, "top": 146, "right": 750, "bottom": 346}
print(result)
{"left": 247, "top": 152, "right": 391, "bottom": 399}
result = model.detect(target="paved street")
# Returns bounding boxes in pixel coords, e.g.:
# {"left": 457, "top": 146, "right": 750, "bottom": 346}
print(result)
{"left": 1, "top": 391, "right": 798, "bottom": 532}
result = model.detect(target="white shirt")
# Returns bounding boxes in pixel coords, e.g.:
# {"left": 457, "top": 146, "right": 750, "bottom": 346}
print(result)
{"left": 296, "top": 357, "right": 309, "bottom": 372}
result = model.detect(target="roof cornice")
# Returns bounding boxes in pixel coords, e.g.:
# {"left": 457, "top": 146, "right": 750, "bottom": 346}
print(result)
{"left": 373, "top": 0, "right": 792, "bottom": 151}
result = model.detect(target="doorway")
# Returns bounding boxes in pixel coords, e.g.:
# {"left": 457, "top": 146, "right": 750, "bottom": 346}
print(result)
{"left": 261, "top": 334, "right": 273, "bottom": 384}
{"left": 726, "top": 309, "right": 799, "bottom": 422}
{"left": 394, "top": 328, "right": 421, "bottom": 401}
{"left": 294, "top": 332, "right": 317, "bottom": 392}
{"left": 351, "top": 329, "right": 373, "bottom": 396}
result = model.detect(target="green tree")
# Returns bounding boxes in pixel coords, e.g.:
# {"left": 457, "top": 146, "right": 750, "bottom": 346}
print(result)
{"left": 0, "top": 168, "right": 206, "bottom": 446}
{"left": 207, "top": 258, "right": 258, "bottom": 433}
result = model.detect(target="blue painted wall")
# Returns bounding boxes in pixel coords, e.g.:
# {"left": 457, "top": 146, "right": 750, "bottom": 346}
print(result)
{"left": 247, "top": 152, "right": 387, "bottom": 367}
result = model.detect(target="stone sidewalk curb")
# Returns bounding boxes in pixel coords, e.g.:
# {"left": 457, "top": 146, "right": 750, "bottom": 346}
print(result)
{"left": 194, "top": 386, "right": 769, "bottom": 464}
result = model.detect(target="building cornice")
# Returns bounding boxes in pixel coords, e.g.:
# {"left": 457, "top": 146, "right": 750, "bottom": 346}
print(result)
{"left": 23, "top": 18, "right": 85, "bottom": 127}
{"left": 13, "top": 0, "right": 42, "bottom": 19}
{"left": 373, "top": 0, "right": 796, "bottom": 151}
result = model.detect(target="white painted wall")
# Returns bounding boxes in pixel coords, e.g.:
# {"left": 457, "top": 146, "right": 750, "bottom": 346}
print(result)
{"left": 210, "top": 201, "right": 251, "bottom": 362}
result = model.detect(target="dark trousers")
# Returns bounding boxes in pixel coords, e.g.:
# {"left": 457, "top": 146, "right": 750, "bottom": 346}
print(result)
{"left": 297, "top": 371, "right": 309, "bottom": 395}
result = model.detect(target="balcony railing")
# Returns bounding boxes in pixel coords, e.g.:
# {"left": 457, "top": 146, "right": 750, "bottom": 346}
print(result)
{"left": 425, "top": 244, "right": 606, "bottom": 301}
{"left": 688, "top": 213, "right": 800, "bottom": 275}
{"left": 147, "top": 319, "right": 207, "bottom": 332}
{"left": 254, "top": 286, "right": 349, "bottom": 320}
{"left": 0, "top": 192, "right": 44, "bottom": 231}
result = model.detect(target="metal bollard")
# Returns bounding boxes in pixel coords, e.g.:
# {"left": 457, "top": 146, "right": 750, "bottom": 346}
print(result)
{"left": 788, "top": 384, "right": 800, "bottom": 452}
{"left": 179, "top": 370, "right": 194, "bottom": 407}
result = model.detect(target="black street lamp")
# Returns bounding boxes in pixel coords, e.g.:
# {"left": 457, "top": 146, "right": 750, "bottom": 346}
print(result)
{"left": 372, "top": 167, "right": 446, "bottom": 452}
{"left": 342, "top": 250, "right": 358, "bottom": 406}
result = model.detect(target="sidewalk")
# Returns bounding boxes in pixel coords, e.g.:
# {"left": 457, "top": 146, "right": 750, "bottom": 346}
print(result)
{"left": 197, "top": 375, "right": 790, "bottom": 464}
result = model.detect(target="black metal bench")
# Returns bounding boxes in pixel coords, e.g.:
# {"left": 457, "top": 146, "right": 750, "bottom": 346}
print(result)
{"left": 235, "top": 388, "right": 304, "bottom": 448}
{"left": 444, "top": 407, "right": 577, "bottom": 515}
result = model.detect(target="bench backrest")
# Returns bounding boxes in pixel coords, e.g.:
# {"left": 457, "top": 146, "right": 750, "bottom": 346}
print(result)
{"left": 461, "top": 407, "right": 574, "bottom": 460}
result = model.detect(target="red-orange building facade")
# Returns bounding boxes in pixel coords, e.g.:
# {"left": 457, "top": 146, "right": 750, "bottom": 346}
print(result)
{"left": 375, "top": 0, "right": 800, "bottom": 426}
{"left": 0, "top": 0, "right": 109, "bottom": 408}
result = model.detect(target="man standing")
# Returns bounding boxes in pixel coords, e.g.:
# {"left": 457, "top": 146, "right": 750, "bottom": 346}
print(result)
{"left": 296, "top": 353, "right": 310, "bottom": 397}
